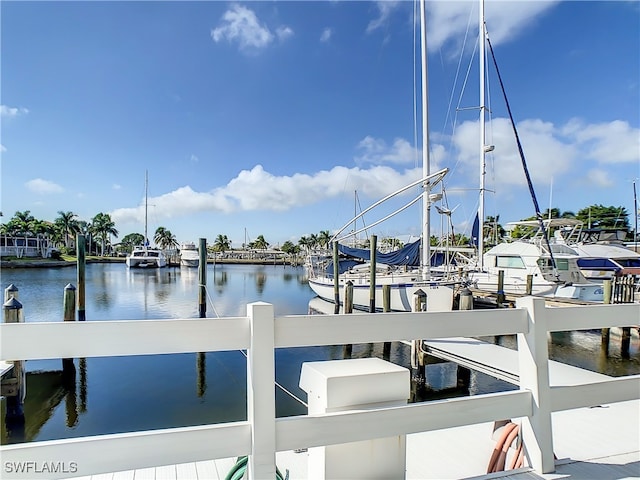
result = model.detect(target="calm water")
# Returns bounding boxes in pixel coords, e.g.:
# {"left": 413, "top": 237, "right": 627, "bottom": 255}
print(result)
{"left": 2, "top": 263, "right": 638, "bottom": 445}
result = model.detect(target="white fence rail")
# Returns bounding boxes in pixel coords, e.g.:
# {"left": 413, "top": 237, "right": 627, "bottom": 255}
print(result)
{"left": 1, "top": 298, "right": 639, "bottom": 479}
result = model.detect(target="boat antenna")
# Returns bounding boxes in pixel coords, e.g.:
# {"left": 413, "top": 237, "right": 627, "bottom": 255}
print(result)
{"left": 485, "top": 36, "right": 558, "bottom": 277}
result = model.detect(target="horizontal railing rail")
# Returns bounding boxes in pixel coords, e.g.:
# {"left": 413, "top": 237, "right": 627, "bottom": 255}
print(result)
{"left": 1, "top": 298, "right": 639, "bottom": 479}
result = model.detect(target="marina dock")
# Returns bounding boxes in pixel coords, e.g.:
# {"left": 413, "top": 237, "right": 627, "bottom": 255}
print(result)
{"left": 2, "top": 298, "right": 638, "bottom": 479}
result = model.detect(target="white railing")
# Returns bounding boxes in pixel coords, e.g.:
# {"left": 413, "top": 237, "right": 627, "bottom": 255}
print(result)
{"left": 1, "top": 298, "right": 639, "bottom": 479}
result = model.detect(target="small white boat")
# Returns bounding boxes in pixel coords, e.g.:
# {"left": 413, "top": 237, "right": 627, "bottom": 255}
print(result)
{"left": 125, "top": 171, "right": 167, "bottom": 269}
{"left": 180, "top": 242, "right": 200, "bottom": 268}
{"left": 126, "top": 246, "right": 167, "bottom": 268}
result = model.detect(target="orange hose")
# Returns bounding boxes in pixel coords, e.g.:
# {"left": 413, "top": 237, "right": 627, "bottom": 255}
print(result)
{"left": 508, "top": 439, "right": 524, "bottom": 470}
{"left": 486, "top": 422, "right": 517, "bottom": 473}
{"left": 493, "top": 423, "right": 520, "bottom": 472}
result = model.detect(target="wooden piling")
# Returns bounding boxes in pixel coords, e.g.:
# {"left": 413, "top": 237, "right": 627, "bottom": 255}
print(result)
{"left": 496, "top": 270, "right": 505, "bottom": 306}
{"left": 383, "top": 284, "right": 391, "bottom": 359}
{"left": 196, "top": 352, "right": 206, "bottom": 397}
{"left": 369, "top": 235, "right": 377, "bottom": 313}
{"left": 621, "top": 327, "right": 631, "bottom": 359}
{"left": 459, "top": 287, "right": 473, "bottom": 310}
{"left": 344, "top": 281, "right": 354, "bottom": 314}
{"left": 333, "top": 241, "right": 340, "bottom": 314}
{"left": 76, "top": 234, "right": 86, "bottom": 321}
{"left": 526, "top": 275, "right": 533, "bottom": 296}
{"left": 456, "top": 365, "right": 471, "bottom": 389}
{"left": 2, "top": 297, "right": 25, "bottom": 425}
{"left": 603, "top": 279, "right": 612, "bottom": 304}
{"left": 413, "top": 289, "right": 427, "bottom": 312}
{"left": 198, "top": 238, "right": 207, "bottom": 318}
{"left": 63, "top": 284, "right": 77, "bottom": 382}
{"left": 343, "top": 281, "right": 354, "bottom": 358}
{"left": 4, "top": 284, "right": 18, "bottom": 302}
{"left": 601, "top": 279, "right": 612, "bottom": 352}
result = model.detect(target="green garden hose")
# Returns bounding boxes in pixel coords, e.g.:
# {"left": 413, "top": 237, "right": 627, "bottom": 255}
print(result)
{"left": 224, "top": 456, "right": 288, "bottom": 480}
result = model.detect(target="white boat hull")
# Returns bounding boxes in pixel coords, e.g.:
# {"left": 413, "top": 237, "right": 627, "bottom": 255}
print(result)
{"left": 180, "top": 258, "right": 199, "bottom": 268}
{"left": 308, "top": 276, "right": 455, "bottom": 312}
{"left": 126, "top": 249, "right": 167, "bottom": 268}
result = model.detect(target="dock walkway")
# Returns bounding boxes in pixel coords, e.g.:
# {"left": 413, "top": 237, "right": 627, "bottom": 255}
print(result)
{"left": 66, "top": 399, "right": 639, "bottom": 479}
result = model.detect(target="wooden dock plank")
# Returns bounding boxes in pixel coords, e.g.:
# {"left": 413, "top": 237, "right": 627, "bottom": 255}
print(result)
{"left": 154, "top": 464, "right": 175, "bottom": 480}
{"left": 194, "top": 459, "right": 218, "bottom": 480}
{"left": 174, "top": 463, "right": 197, "bottom": 479}
{"left": 112, "top": 470, "right": 134, "bottom": 480}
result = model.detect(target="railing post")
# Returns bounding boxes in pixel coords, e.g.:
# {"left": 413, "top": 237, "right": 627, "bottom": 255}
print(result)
{"left": 515, "top": 296, "right": 555, "bottom": 474}
{"left": 246, "top": 302, "right": 276, "bottom": 480}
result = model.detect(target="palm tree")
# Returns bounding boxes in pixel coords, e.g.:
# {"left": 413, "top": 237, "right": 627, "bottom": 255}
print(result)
{"left": 10, "top": 210, "right": 36, "bottom": 235}
{"left": 317, "top": 230, "right": 331, "bottom": 249}
{"left": 154, "top": 227, "right": 178, "bottom": 251}
{"left": 213, "top": 234, "right": 231, "bottom": 253}
{"left": 298, "top": 236, "right": 311, "bottom": 253}
{"left": 92, "top": 213, "right": 119, "bottom": 256}
{"left": 253, "top": 235, "right": 269, "bottom": 250}
{"left": 55, "top": 211, "right": 80, "bottom": 248}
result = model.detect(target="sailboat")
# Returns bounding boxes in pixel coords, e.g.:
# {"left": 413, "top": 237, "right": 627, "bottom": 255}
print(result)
{"left": 465, "top": 2, "right": 605, "bottom": 301}
{"left": 307, "top": 0, "right": 459, "bottom": 312}
{"left": 125, "top": 171, "right": 167, "bottom": 268}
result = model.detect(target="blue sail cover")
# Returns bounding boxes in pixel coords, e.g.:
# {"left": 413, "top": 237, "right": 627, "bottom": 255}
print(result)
{"left": 338, "top": 240, "right": 421, "bottom": 266}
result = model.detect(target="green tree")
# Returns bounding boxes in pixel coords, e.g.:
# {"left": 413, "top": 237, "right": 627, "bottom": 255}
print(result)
{"left": 92, "top": 213, "right": 119, "bottom": 256}
{"left": 154, "top": 227, "right": 178, "bottom": 250}
{"left": 298, "top": 236, "right": 312, "bottom": 253}
{"left": 8, "top": 210, "right": 36, "bottom": 235}
{"left": 121, "top": 233, "right": 145, "bottom": 253}
{"left": 252, "top": 234, "right": 269, "bottom": 250}
{"left": 317, "top": 230, "right": 331, "bottom": 249}
{"left": 213, "top": 234, "right": 231, "bottom": 253}
{"left": 55, "top": 211, "right": 80, "bottom": 248}
{"left": 576, "top": 205, "right": 630, "bottom": 230}
{"left": 484, "top": 215, "right": 506, "bottom": 246}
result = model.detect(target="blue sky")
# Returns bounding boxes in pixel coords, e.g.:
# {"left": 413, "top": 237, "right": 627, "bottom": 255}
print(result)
{"left": 2, "top": 1, "right": 639, "bottom": 248}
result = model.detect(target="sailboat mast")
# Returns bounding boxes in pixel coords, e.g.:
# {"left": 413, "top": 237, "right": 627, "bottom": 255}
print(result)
{"left": 144, "top": 170, "right": 149, "bottom": 249}
{"left": 420, "top": 0, "right": 431, "bottom": 280}
{"left": 478, "top": 0, "right": 486, "bottom": 270}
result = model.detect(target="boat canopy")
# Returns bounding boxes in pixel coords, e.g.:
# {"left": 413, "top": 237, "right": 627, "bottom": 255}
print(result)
{"left": 338, "top": 240, "right": 421, "bottom": 266}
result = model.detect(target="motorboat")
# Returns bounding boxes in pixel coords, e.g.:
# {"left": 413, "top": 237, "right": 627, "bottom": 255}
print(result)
{"left": 180, "top": 242, "right": 200, "bottom": 268}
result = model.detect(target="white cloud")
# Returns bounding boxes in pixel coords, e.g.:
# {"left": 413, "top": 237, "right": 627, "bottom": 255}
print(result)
{"left": 584, "top": 169, "right": 615, "bottom": 188}
{"left": 211, "top": 4, "right": 292, "bottom": 52}
{"left": 1, "top": 105, "right": 29, "bottom": 117}
{"left": 427, "top": 1, "right": 559, "bottom": 54}
{"left": 190, "top": 154, "right": 199, "bottom": 163}
{"left": 355, "top": 136, "right": 421, "bottom": 166}
{"left": 564, "top": 119, "right": 640, "bottom": 164}
{"left": 320, "top": 27, "right": 332, "bottom": 43}
{"left": 452, "top": 117, "right": 576, "bottom": 190}
{"left": 113, "top": 184, "right": 122, "bottom": 190}
{"left": 276, "top": 26, "right": 294, "bottom": 42}
{"left": 111, "top": 163, "right": 424, "bottom": 225}
{"left": 367, "top": 1, "right": 402, "bottom": 34}
{"left": 1, "top": 144, "right": 6, "bottom": 152}
{"left": 25, "top": 178, "right": 64, "bottom": 194}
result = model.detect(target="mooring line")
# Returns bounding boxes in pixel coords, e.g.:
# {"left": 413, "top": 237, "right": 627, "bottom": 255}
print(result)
{"left": 202, "top": 285, "right": 308, "bottom": 408}
{"left": 237, "top": 350, "right": 308, "bottom": 408}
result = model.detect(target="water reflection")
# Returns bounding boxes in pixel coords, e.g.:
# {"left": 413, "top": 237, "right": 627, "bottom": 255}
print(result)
{"left": 2, "top": 263, "right": 316, "bottom": 444}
